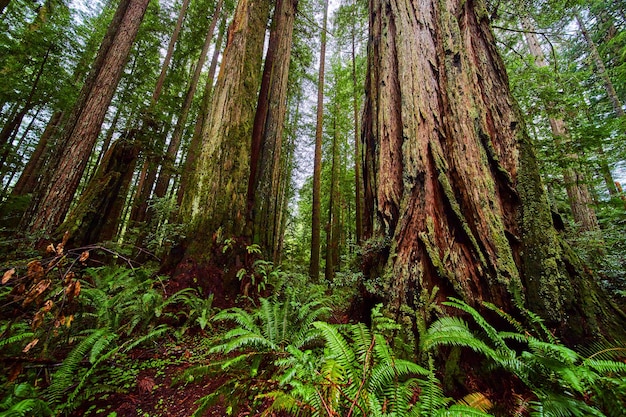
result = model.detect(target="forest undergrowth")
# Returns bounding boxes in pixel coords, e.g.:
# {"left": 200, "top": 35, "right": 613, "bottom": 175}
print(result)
{"left": 0, "top": 235, "right": 625, "bottom": 417}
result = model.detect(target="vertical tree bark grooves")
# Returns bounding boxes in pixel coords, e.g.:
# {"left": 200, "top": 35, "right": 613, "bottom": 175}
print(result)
{"left": 325, "top": 100, "right": 340, "bottom": 281}
{"left": 522, "top": 19, "right": 600, "bottom": 232}
{"left": 23, "top": 0, "right": 150, "bottom": 234}
{"left": 177, "top": 18, "right": 226, "bottom": 209}
{"left": 361, "top": 0, "right": 625, "bottom": 340}
{"left": 181, "top": 0, "right": 270, "bottom": 255}
{"left": 153, "top": 0, "right": 224, "bottom": 202}
{"left": 248, "top": 0, "right": 297, "bottom": 257}
{"left": 309, "top": 0, "right": 329, "bottom": 280}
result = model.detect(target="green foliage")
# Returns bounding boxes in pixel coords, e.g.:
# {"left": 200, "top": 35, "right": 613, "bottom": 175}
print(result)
{"left": 423, "top": 298, "right": 626, "bottom": 417}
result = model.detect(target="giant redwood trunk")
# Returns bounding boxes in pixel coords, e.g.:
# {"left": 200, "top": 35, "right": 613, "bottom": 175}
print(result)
{"left": 180, "top": 0, "right": 270, "bottom": 254}
{"left": 362, "top": 0, "right": 625, "bottom": 340}
{"left": 248, "top": 0, "right": 297, "bottom": 258}
{"left": 23, "top": 0, "right": 150, "bottom": 235}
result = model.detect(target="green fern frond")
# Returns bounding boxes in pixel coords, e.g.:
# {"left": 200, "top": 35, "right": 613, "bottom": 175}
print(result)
{"left": 313, "top": 322, "right": 357, "bottom": 379}
{"left": 443, "top": 298, "right": 508, "bottom": 352}
{"left": 46, "top": 328, "right": 112, "bottom": 404}
{"left": 435, "top": 404, "right": 494, "bottom": 416}
{"left": 422, "top": 316, "right": 497, "bottom": 359}
{"left": 0, "top": 332, "right": 34, "bottom": 350}
{"left": 0, "top": 398, "right": 53, "bottom": 417}
{"left": 457, "top": 392, "right": 493, "bottom": 412}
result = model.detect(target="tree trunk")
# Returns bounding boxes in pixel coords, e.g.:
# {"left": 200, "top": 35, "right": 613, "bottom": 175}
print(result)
{"left": 152, "top": 0, "right": 191, "bottom": 104}
{"left": 522, "top": 21, "right": 600, "bottom": 233}
{"left": 361, "top": 0, "right": 625, "bottom": 341}
{"left": 180, "top": 0, "right": 270, "bottom": 252}
{"left": 56, "top": 134, "right": 141, "bottom": 246}
{"left": 309, "top": 0, "right": 329, "bottom": 280}
{"left": 352, "top": 10, "right": 363, "bottom": 245}
{"left": 325, "top": 102, "right": 340, "bottom": 281}
{"left": 23, "top": 0, "right": 150, "bottom": 235}
{"left": 248, "top": 0, "right": 297, "bottom": 257}
{"left": 177, "top": 18, "right": 226, "bottom": 209}
{"left": 153, "top": 0, "right": 224, "bottom": 201}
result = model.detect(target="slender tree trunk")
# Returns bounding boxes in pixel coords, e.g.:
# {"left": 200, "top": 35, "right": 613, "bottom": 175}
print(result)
{"left": 180, "top": 0, "right": 270, "bottom": 251}
{"left": 362, "top": 0, "right": 625, "bottom": 341}
{"left": 248, "top": 0, "right": 297, "bottom": 257}
{"left": 153, "top": 0, "right": 223, "bottom": 201}
{"left": 522, "top": 21, "right": 600, "bottom": 233}
{"left": 177, "top": 18, "right": 226, "bottom": 208}
{"left": 0, "top": 107, "right": 40, "bottom": 182}
{"left": 10, "top": 111, "right": 63, "bottom": 196}
{"left": 351, "top": 10, "right": 363, "bottom": 244}
{"left": 309, "top": 0, "right": 329, "bottom": 280}
{"left": 325, "top": 103, "right": 340, "bottom": 281}
{"left": 23, "top": 0, "right": 150, "bottom": 235}
{"left": 152, "top": 0, "right": 191, "bottom": 104}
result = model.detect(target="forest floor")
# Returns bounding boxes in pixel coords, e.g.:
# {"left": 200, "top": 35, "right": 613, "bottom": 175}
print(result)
{"left": 69, "top": 333, "right": 284, "bottom": 417}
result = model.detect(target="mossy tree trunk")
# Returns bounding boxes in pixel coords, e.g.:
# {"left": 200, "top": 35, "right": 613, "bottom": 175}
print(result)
{"left": 180, "top": 0, "right": 270, "bottom": 255}
{"left": 361, "top": 0, "right": 625, "bottom": 341}
{"left": 56, "top": 134, "right": 141, "bottom": 246}
{"left": 248, "top": 0, "right": 297, "bottom": 258}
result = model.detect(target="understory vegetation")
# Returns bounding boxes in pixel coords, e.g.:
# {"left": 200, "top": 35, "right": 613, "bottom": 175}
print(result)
{"left": 1, "top": 240, "right": 625, "bottom": 417}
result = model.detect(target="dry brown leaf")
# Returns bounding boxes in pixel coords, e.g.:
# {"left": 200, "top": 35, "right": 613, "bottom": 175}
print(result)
{"left": 7, "top": 363, "right": 23, "bottom": 382}
{"left": 22, "top": 279, "right": 51, "bottom": 306}
{"left": 22, "top": 338, "right": 39, "bottom": 353}
{"left": 137, "top": 376, "right": 156, "bottom": 394}
{"left": 46, "top": 243, "right": 56, "bottom": 254}
{"left": 63, "top": 271, "right": 75, "bottom": 285}
{"left": 2, "top": 268, "right": 15, "bottom": 284}
{"left": 32, "top": 310, "right": 45, "bottom": 330}
{"left": 65, "top": 315, "right": 74, "bottom": 328}
{"left": 42, "top": 299, "right": 54, "bottom": 312}
{"left": 26, "top": 260, "right": 44, "bottom": 282}
{"left": 78, "top": 251, "right": 89, "bottom": 263}
{"left": 73, "top": 280, "right": 81, "bottom": 298}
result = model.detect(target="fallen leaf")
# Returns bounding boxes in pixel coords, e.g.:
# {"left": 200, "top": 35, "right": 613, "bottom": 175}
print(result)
{"left": 22, "top": 279, "right": 51, "bottom": 306}
{"left": 26, "top": 260, "right": 44, "bottom": 282}
{"left": 2, "top": 268, "right": 15, "bottom": 284}
{"left": 22, "top": 338, "right": 39, "bottom": 353}
{"left": 46, "top": 244, "right": 56, "bottom": 254}
{"left": 78, "top": 251, "right": 89, "bottom": 263}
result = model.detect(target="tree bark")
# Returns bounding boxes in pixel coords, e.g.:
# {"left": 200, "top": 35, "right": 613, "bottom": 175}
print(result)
{"left": 56, "top": 134, "right": 141, "bottom": 246}
{"left": 153, "top": 0, "right": 224, "bottom": 201}
{"left": 522, "top": 20, "right": 600, "bottom": 233}
{"left": 248, "top": 0, "right": 297, "bottom": 257}
{"left": 309, "top": 0, "right": 329, "bottom": 280}
{"left": 23, "top": 0, "right": 150, "bottom": 235}
{"left": 180, "top": 0, "right": 270, "bottom": 253}
{"left": 177, "top": 18, "right": 226, "bottom": 209}
{"left": 362, "top": 0, "right": 625, "bottom": 341}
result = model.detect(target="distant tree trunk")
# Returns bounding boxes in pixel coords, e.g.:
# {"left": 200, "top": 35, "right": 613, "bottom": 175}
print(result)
{"left": 23, "top": 0, "right": 150, "bottom": 235}
{"left": 362, "top": 0, "right": 625, "bottom": 341}
{"left": 351, "top": 11, "right": 363, "bottom": 244}
{"left": 248, "top": 0, "right": 296, "bottom": 257}
{"left": 522, "top": 21, "right": 600, "bottom": 232}
{"left": 325, "top": 103, "right": 340, "bottom": 281}
{"left": 309, "top": 0, "right": 329, "bottom": 280}
{"left": 576, "top": 11, "right": 625, "bottom": 118}
{"left": 177, "top": 18, "right": 226, "bottom": 209}
{"left": 152, "top": 0, "right": 191, "bottom": 104}
{"left": 180, "top": 0, "right": 270, "bottom": 252}
{"left": 10, "top": 111, "right": 63, "bottom": 197}
{"left": 152, "top": 0, "right": 223, "bottom": 201}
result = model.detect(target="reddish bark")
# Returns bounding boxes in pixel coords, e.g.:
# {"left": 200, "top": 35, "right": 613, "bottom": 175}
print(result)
{"left": 24, "top": 0, "right": 150, "bottom": 235}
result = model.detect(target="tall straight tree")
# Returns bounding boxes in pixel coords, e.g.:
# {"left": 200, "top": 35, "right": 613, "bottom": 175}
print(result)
{"left": 22, "top": 0, "right": 151, "bottom": 234}
{"left": 309, "top": 0, "right": 329, "bottom": 280}
{"left": 361, "top": 0, "right": 625, "bottom": 340}
{"left": 152, "top": 0, "right": 224, "bottom": 201}
{"left": 248, "top": 0, "right": 297, "bottom": 259}
{"left": 522, "top": 18, "right": 600, "bottom": 233}
{"left": 180, "top": 0, "right": 270, "bottom": 253}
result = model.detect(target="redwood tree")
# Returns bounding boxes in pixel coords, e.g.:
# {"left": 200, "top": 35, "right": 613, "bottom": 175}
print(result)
{"left": 361, "top": 0, "right": 625, "bottom": 340}
{"left": 23, "top": 0, "right": 150, "bottom": 235}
